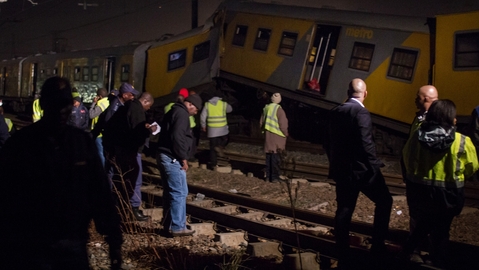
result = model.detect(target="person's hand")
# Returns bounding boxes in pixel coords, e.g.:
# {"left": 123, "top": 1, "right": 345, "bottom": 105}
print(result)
{"left": 201, "top": 127, "right": 206, "bottom": 132}
{"left": 93, "top": 96, "right": 99, "bottom": 103}
{"left": 150, "top": 125, "right": 158, "bottom": 133}
{"left": 181, "top": 159, "right": 189, "bottom": 171}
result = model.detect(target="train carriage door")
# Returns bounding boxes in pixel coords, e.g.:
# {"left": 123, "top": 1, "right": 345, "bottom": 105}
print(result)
{"left": 30, "top": 63, "right": 38, "bottom": 96}
{"left": 105, "top": 57, "right": 116, "bottom": 92}
{"left": 304, "top": 25, "right": 341, "bottom": 95}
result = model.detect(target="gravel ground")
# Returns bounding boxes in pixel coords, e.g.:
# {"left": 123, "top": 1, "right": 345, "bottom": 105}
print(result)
{"left": 86, "top": 140, "right": 479, "bottom": 269}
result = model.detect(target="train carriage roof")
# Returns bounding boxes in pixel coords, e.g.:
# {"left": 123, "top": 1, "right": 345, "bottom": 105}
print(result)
{"left": 220, "top": 0, "right": 430, "bottom": 34}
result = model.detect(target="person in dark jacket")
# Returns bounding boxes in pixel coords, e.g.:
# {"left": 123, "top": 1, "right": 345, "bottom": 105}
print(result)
{"left": 0, "top": 76, "right": 122, "bottom": 270}
{"left": 157, "top": 94, "right": 202, "bottom": 236}
{"left": 68, "top": 96, "right": 89, "bottom": 130}
{"left": 103, "top": 92, "right": 157, "bottom": 221}
{"left": 402, "top": 99, "right": 478, "bottom": 268}
{"left": 324, "top": 78, "right": 392, "bottom": 270}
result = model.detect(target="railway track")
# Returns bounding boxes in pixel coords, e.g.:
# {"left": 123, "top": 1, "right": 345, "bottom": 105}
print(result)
{"left": 196, "top": 149, "right": 479, "bottom": 206}
{"left": 140, "top": 173, "right": 479, "bottom": 269}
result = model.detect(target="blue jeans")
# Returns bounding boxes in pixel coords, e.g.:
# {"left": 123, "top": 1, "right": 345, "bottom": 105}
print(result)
{"left": 95, "top": 137, "right": 105, "bottom": 168}
{"left": 130, "top": 153, "right": 143, "bottom": 208}
{"left": 157, "top": 153, "right": 188, "bottom": 232}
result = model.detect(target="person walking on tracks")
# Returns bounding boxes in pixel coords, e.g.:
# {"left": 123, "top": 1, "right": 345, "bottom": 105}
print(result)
{"left": 200, "top": 91, "right": 232, "bottom": 169}
{"left": 324, "top": 78, "right": 392, "bottom": 270}
{"left": 401, "top": 99, "right": 478, "bottom": 268}
{"left": 259, "top": 92, "right": 288, "bottom": 183}
{"left": 0, "top": 76, "right": 123, "bottom": 270}
{"left": 89, "top": 88, "right": 110, "bottom": 166}
{"left": 157, "top": 94, "right": 202, "bottom": 237}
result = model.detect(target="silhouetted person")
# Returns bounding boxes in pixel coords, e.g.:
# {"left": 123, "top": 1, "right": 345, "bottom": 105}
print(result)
{"left": 324, "top": 78, "right": 392, "bottom": 270}
{"left": 0, "top": 76, "right": 122, "bottom": 270}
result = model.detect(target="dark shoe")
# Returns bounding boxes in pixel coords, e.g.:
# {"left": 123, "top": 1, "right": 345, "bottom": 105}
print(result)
{"left": 132, "top": 207, "right": 149, "bottom": 221}
{"left": 171, "top": 228, "right": 195, "bottom": 237}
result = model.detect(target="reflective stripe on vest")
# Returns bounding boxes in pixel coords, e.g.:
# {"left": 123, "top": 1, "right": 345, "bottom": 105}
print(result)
{"left": 206, "top": 100, "right": 227, "bottom": 128}
{"left": 91, "top": 97, "right": 110, "bottom": 137}
{"left": 406, "top": 133, "right": 468, "bottom": 188}
{"left": 263, "top": 103, "right": 285, "bottom": 137}
{"left": 5, "top": 118, "right": 13, "bottom": 132}
{"left": 32, "top": 99, "right": 43, "bottom": 122}
{"left": 165, "top": 102, "right": 196, "bottom": 128}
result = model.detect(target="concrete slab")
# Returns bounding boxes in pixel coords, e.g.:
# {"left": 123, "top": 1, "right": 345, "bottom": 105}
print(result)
{"left": 189, "top": 222, "right": 216, "bottom": 236}
{"left": 393, "top": 195, "right": 407, "bottom": 201}
{"left": 247, "top": 172, "right": 254, "bottom": 177}
{"left": 231, "top": 169, "right": 243, "bottom": 175}
{"left": 247, "top": 242, "right": 282, "bottom": 257}
{"left": 210, "top": 205, "right": 238, "bottom": 214}
{"left": 215, "top": 166, "right": 232, "bottom": 173}
{"left": 142, "top": 208, "right": 163, "bottom": 221}
{"left": 264, "top": 218, "right": 292, "bottom": 227}
{"left": 200, "top": 164, "right": 207, "bottom": 170}
{"left": 291, "top": 178, "right": 309, "bottom": 184}
{"left": 189, "top": 199, "right": 214, "bottom": 208}
{"left": 282, "top": 252, "right": 319, "bottom": 270}
{"left": 237, "top": 212, "right": 264, "bottom": 221}
{"left": 214, "top": 232, "right": 247, "bottom": 247}
{"left": 460, "top": 206, "right": 479, "bottom": 215}
{"left": 310, "top": 182, "right": 331, "bottom": 188}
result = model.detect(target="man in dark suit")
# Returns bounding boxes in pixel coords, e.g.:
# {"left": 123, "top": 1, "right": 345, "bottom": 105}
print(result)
{"left": 324, "top": 78, "right": 392, "bottom": 269}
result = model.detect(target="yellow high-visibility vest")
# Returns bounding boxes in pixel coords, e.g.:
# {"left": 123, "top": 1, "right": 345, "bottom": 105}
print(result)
{"left": 165, "top": 102, "right": 196, "bottom": 128}
{"left": 91, "top": 97, "right": 110, "bottom": 137}
{"left": 206, "top": 100, "right": 227, "bottom": 128}
{"left": 5, "top": 117, "right": 13, "bottom": 132}
{"left": 262, "top": 103, "right": 285, "bottom": 137}
{"left": 32, "top": 99, "right": 43, "bottom": 123}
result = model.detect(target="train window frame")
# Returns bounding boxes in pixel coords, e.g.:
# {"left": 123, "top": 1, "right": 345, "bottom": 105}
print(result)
{"left": 232, "top": 25, "right": 248, "bottom": 47}
{"left": 349, "top": 42, "right": 375, "bottom": 72}
{"left": 168, "top": 49, "right": 187, "bottom": 71}
{"left": 253, "top": 28, "right": 272, "bottom": 52}
{"left": 74, "top": 67, "right": 81, "bottom": 81}
{"left": 121, "top": 64, "right": 130, "bottom": 82}
{"left": 193, "top": 40, "right": 210, "bottom": 63}
{"left": 53, "top": 68, "right": 58, "bottom": 75}
{"left": 82, "top": 66, "right": 90, "bottom": 81}
{"left": 387, "top": 48, "right": 418, "bottom": 82}
{"left": 454, "top": 31, "right": 479, "bottom": 70}
{"left": 91, "top": 66, "right": 99, "bottom": 81}
{"left": 278, "top": 31, "right": 298, "bottom": 57}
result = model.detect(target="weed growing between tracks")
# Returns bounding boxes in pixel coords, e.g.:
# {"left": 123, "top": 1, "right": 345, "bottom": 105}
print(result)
{"left": 95, "top": 159, "right": 253, "bottom": 270}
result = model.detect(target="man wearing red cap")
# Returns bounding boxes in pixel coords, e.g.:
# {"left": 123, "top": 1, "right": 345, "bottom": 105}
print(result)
{"left": 165, "top": 88, "right": 198, "bottom": 161}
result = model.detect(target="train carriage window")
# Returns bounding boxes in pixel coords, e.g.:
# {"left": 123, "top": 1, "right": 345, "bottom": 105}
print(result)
{"left": 232, "top": 25, "right": 248, "bottom": 47}
{"left": 53, "top": 68, "right": 58, "bottom": 75}
{"left": 168, "top": 49, "right": 187, "bottom": 71}
{"left": 82, "top": 66, "right": 90, "bottom": 81}
{"left": 349, "top": 42, "right": 375, "bottom": 71}
{"left": 63, "top": 66, "right": 70, "bottom": 78}
{"left": 387, "top": 48, "right": 418, "bottom": 81}
{"left": 454, "top": 32, "right": 479, "bottom": 69}
{"left": 254, "top": 28, "right": 272, "bottom": 51}
{"left": 278, "top": 32, "right": 298, "bottom": 56}
{"left": 121, "top": 65, "right": 130, "bottom": 81}
{"left": 91, "top": 66, "right": 99, "bottom": 81}
{"left": 193, "top": 41, "right": 210, "bottom": 63}
{"left": 74, "top": 67, "right": 81, "bottom": 81}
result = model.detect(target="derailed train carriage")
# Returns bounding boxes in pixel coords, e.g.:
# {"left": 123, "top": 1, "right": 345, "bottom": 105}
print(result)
{"left": 143, "top": 2, "right": 479, "bottom": 154}
{"left": 0, "top": 1, "right": 478, "bottom": 155}
{"left": 0, "top": 43, "right": 150, "bottom": 112}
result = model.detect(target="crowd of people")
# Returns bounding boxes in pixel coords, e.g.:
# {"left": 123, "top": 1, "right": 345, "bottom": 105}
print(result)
{"left": 0, "top": 75, "right": 478, "bottom": 269}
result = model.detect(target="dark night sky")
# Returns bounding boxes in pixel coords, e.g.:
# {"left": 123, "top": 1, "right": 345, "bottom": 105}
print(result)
{"left": 0, "top": 0, "right": 478, "bottom": 60}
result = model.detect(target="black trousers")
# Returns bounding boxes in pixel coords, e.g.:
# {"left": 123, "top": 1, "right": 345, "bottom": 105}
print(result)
{"left": 334, "top": 168, "right": 392, "bottom": 268}
{"left": 265, "top": 152, "right": 281, "bottom": 181}
{"left": 209, "top": 135, "right": 228, "bottom": 166}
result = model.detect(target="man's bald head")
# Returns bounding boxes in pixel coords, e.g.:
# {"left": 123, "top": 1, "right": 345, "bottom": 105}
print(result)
{"left": 348, "top": 78, "right": 367, "bottom": 101}
{"left": 139, "top": 92, "right": 154, "bottom": 111}
{"left": 416, "top": 85, "right": 438, "bottom": 112}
